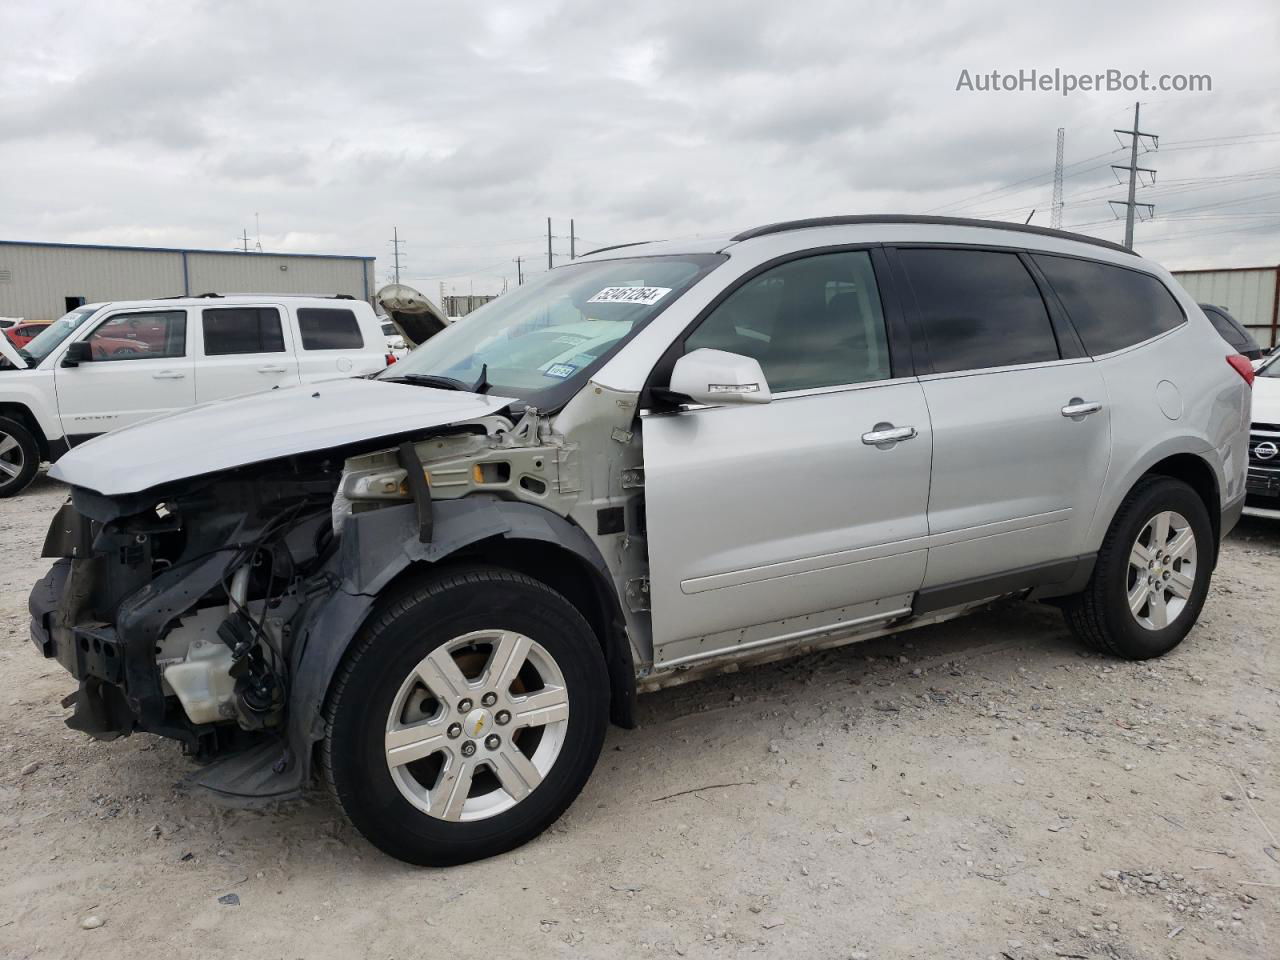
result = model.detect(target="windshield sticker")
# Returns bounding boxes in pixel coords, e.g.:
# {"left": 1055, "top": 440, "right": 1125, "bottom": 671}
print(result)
{"left": 544, "top": 362, "right": 578, "bottom": 379}
{"left": 587, "top": 286, "right": 672, "bottom": 306}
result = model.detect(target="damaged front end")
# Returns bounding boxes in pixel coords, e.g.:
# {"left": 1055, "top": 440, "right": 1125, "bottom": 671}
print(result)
{"left": 29, "top": 396, "right": 643, "bottom": 805}
{"left": 30, "top": 459, "right": 341, "bottom": 780}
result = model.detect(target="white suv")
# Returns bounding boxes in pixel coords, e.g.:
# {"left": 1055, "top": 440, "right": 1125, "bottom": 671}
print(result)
{"left": 28, "top": 216, "right": 1251, "bottom": 866}
{"left": 0, "top": 294, "right": 389, "bottom": 495}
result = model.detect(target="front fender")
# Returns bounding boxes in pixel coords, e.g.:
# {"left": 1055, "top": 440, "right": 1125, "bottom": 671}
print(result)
{"left": 286, "top": 496, "right": 625, "bottom": 777}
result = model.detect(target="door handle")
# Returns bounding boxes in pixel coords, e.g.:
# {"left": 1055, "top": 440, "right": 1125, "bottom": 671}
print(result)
{"left": 257, "top": 365, "right": 288, "bottom": 374}
{"left": 861, "top": 424, "right": 917, "bottom": 446}
{"left": 152, "top": 371, "right": 186, "bottom": 380}
{"left": 1061, "top": 399, "right": 1103, "bottom": 418}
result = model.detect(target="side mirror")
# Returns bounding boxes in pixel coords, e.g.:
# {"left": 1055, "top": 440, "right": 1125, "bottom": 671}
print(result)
{"left": 668, "top": 348, "right": 772, "bottom": 406}
{"left": 62, "top": 341, "right": 93, "bottom": 367}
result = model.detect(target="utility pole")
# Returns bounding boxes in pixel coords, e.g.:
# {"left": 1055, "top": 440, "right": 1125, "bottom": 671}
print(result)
{"left": 513, "top": 256, "right": 524, "bottom": 285}
{"left": 1110, "top": 102, "right": 1158, "bottom": 250}
{"left": 547, "top": 217, "right": 554, "bottom": 270}
{"left": 1051, "top": 128, "right": 1065, "bottom": 230}
{"left": 570, "top": 218, "right": 577, "bottom": 259}
{"left": 389, "top": 226, "right": 405, "bottom": 285}
{"left": 238, "top": 228, "right": 252, "bottom": 252}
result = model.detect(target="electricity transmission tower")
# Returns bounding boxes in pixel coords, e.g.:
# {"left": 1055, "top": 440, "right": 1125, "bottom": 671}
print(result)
{"left": 388, "top": 227, "right": 405, "bottom": 284}
{"left": 1109, "top": 102, "right": 1158, "bottom": 249}
{"left": 1051, "top": 128, "right": 1065, "bottom": 229}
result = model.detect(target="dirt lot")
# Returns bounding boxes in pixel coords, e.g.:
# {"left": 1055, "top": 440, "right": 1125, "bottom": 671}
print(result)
{"left": 1, "top": 474, "right": 1276, "bottom": 960}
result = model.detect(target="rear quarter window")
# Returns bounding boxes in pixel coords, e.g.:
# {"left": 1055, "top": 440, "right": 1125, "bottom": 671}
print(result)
{"left": 297, "top": 308, "right": 364, "bottom": 350}
{"left": 1033, "top": 255, "right": 1185, "bottom": 355}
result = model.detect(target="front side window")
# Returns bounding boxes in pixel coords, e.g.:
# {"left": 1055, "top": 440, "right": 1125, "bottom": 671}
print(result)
{"left": 202, "top": 307, "right": 285, "bottom": 356}
{"left": 381, "top": 254, "right": 724, "bottom": 408}
{"left": 900, "top": 248, "right": 1060, "bottom": 374}
{"left": 85, "top": 310, "right": 186, "bottom": 361}
{"left": 684, "top": 250, "right": 891, "bottom": 392}
{"left": 1032, "top": 255, "right": 1185, "bottom": 356}
{"left": 298, "top": 308, "right": 364, "bottom": 350}
{"left": 19, "top": 306, "right": 100, "bottom": 365}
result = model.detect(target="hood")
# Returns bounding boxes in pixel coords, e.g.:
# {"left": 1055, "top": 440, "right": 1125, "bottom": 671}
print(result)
{"left": 1253, "top": 373, "right": 1280, "bottom": 424}
{"left": 376, "top": 283, "right": 450, "bottom": 347}
{"left": 0, "top": 333, "right": 28, "bottom": 369}
{"left": 50, "top": 377, "right": 515, "bottom": 496}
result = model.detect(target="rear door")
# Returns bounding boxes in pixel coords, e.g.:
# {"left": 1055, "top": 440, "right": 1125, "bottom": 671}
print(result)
{"left": 642, "top": 248, "right": 933, "bottom": 666}
{"left": 893, "top": 246, "right": 1111, "bottom": 592}
{"left": 52, "top": 308, "right": 194, "bottom": 440}
{"left": 290, "top": 305, "right": 383, "bottom": 381}
{"left": 194, "top": 305, "right": 300, "bottom": 402}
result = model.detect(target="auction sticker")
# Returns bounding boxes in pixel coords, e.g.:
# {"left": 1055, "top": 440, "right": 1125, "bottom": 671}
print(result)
{"left": 587, "top": 286, "right": 671, "bottom": 306}
{"left": 544, "top": 363, "right": 578, "bottom": 379}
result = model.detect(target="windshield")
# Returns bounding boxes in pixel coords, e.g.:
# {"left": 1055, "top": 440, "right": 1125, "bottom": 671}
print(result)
{"left": 379, "top": 254, "right": 724, "bottom": 407}
{"left": 22, "top": 307, "right": 101, "bottom": 365}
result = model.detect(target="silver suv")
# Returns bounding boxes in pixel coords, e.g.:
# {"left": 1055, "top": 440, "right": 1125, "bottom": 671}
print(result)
{"left": 29, "top": 216, "right": 1252, "bottom": 865}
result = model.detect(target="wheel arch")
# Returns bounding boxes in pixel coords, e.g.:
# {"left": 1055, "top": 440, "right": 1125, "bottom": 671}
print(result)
{"left": 1090, "top": 447, "right": 1223, "bottom": 568}
{"left": 0, "top": 401, "right": 51, "bottom": 460}
{"left": 288, "top": 498, "right": 635, "bottom": 786}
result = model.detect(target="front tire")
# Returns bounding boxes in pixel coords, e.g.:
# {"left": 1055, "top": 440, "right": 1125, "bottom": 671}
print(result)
{"left": 322, "top": 566, "right": 609, "bottom": 866}
{"left": 1063, "top": 476, "right": 1214, "bottom": 660}
{"left": 0, "top": 416, "right": 39, "bottom": 498}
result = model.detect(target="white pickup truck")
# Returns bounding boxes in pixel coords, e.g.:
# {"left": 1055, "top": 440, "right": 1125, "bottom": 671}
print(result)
{"left": 0, "top": 294, "right": 392, "bottom": 496}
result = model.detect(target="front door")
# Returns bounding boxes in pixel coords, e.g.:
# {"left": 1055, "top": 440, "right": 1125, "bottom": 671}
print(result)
{"left": 642, "top": 249, "right": 933, "bottom": 666}
{"left": 53, "top": 308, "right": 194, "bottom": 440}
{"left": 894, "top": 247, "right": 1112, "bottom": 587}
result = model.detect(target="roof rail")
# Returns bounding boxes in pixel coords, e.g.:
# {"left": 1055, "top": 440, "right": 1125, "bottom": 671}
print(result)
{"left": 729, "top": 215, "right": 1137, "bottom": 256}
{"left": 577, "top": 241, "right": 652, "bottom": 258}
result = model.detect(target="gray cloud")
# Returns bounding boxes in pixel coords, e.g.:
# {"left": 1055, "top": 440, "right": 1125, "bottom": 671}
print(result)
{"left": 0, "top": 0, "right": 1277, "bottom": 293}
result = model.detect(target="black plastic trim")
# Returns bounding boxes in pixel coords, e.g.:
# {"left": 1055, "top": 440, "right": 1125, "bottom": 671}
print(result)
{"left": 914, "top": 554, "right": 1096, "bottom": 615}
{"left": 729, "top": 215, "right": 1138, "bottom": 256}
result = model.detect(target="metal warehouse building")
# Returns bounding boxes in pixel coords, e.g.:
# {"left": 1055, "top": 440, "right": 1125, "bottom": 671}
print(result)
{"left": 1172, "top": 264, "right": 1279, "bottom": 348}
{"left": 0, "top": 240, "right": 376, "bottom": 322}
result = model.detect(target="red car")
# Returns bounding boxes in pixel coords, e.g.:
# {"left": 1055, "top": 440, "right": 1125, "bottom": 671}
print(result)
{"left": 4, "top": 321, "right": 51, "bottom": 348}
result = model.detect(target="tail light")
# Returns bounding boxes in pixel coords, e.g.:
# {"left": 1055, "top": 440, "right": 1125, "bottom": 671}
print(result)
{"left": 1226, "top": 353, "right": 1254, "bottom": 386}
{"left": 385, "top": 352, "right": 397, "bottom": 366}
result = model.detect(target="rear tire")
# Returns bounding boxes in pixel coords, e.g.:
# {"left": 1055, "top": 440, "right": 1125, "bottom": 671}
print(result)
{"left": 1063, "top": 476, "right": 1214, "bottom": 660}
{"left": 0, "top": 416, "right": 39, "bottom": 498}
{"left": 322, "top": 566, "right": 609, "bottom": 866}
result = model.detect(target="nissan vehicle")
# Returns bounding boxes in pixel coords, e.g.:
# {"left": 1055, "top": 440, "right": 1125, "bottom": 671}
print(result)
{"left": 28, "top": 216, "right": 1251, "bottom": 866}
{"left": 1245, "top": 350, "right": 1280, "bottom": 518}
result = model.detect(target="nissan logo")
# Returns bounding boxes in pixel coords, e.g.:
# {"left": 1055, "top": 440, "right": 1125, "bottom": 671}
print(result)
{"left": 1257, "top": 441, "right": 1279, "bottom": 461}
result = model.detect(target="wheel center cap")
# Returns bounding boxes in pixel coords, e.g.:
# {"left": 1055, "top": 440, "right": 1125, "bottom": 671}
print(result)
{"left": 464, "top": 707, "right": 492, "bottom": 738}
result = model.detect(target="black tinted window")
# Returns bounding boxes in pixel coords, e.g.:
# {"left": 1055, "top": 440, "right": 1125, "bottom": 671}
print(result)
{"left": 297, "top": 308, "right": 363, "bottom": 350}
{"left": 202, "top": 307, "right": 285, "bottom": 355}
{"left": 1033, "top": 255, "right": 1185, "bottom": 355}
{"left": 900, "top": 249, "right": 1059, "bottom": 373}
{"left": 685, "top": 250, "right": 891, "bottom": 392}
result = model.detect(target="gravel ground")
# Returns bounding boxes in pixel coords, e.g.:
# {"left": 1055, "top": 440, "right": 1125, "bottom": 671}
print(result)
{"left": 1, "top": 473, "right": 1277, "bottom": 959}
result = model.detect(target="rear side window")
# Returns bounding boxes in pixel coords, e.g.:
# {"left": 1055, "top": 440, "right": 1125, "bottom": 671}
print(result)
{"left": 1032, "top": 255, "right": 1185, "bottom": 355}
{"left": 202, "top": 307, "right": 285, "bottom": 355}
{"left": 899, "top": 249, "right": 1059, "bottom": 374}
{"left": 297, "top": 308, "right": 364, "bottom": 350}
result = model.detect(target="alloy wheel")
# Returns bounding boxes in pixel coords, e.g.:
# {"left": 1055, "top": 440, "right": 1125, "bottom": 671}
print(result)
{"left": 384, "top": 629, "right": 570, "bottom": 822}
{"left": 1126, "top": 510, "right": 1197, "bottom": 631}
{"left": 0, "top": 430, "right": 25, "bottom": 483}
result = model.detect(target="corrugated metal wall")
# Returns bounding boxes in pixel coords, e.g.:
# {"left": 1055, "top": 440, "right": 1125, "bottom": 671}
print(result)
{"left": 0, "top": 242, "right": 375, "bottom": 321}
{"left": 0, "top": 244, "right": 185, "bottom": 320}
{"left": 1171, "top": 266, "right": 1279, "bottom": 347}
{"left": 443, "top": 293, "right": 498, "bottom": 317}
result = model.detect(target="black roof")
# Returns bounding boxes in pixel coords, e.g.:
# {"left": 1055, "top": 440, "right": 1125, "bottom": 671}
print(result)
{"left": 729, "top": 215, "right": 1136, "bottom": 256}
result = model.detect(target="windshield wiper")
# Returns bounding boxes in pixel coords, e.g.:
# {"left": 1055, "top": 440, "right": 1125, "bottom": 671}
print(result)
{"left": 470, "top": 363, "right": 490, "bottom": 395}
{"left": 382, "top": 372, "right": 472, "bottom": 391}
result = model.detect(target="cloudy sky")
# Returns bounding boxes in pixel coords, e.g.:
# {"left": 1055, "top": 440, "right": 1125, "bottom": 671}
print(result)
{"left": 2, "top": 0, "right": 1278, "bottom": 294}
